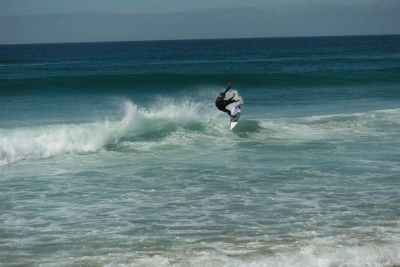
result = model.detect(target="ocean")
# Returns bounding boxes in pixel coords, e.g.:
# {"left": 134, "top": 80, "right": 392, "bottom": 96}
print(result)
{"left": 1, "top": 35, "right": 400, "bottom": 267}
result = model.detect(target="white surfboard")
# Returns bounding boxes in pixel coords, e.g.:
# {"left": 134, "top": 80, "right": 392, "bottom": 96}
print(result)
{"left": 230, "top": 102, "right": 242, "bottom": 130}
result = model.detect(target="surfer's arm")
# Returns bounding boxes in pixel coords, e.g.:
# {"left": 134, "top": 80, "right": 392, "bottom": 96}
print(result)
{"left": 227, "top": 92, "right": 236, "bottom": 101}
{"left": 223, "top": 83, "right": 232, "bottom": 94}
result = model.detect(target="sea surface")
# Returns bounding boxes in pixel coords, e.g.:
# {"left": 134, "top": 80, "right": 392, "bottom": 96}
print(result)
{"left": 1, "top": 35, "right": 400, "bottom": 267}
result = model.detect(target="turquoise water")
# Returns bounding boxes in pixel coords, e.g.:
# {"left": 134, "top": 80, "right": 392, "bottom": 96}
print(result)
{"left": 1, "top": 35, "right": 400, "bottom": 266}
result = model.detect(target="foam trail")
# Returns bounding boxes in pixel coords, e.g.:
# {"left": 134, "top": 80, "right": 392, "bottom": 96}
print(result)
{"left": 0, "top": 102, "right": 138, "bottom": 165}
{"left": 259, "top": 108, "right": 400, "bottom": 143}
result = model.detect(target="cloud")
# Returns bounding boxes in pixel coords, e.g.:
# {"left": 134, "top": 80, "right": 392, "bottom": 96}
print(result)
{"left": 1, "top": 1, "right": 399, "bottom": 44}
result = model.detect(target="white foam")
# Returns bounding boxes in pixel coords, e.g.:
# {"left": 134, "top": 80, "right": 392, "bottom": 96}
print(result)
{"left": 85, "top": 242, "right": 400, "bottom": 267}
{"left": 0, "top": 98, "right": 222, "bottom": 165}
{"left": 0, "top": 102, "right": 138, "bottom": 165}
{"left": 258, "top": 108, "right": 399, "bottom": 143}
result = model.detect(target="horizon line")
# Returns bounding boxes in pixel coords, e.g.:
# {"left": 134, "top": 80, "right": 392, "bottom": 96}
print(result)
{"left": 1, "top": 33, "right": 399, "bottom": 46}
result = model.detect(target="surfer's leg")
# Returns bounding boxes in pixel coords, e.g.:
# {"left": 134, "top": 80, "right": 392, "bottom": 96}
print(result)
{"left": 223, "top": 108, "right": 232, "bottom": 116}
{"left": 226, "top": 99, "right": 236, "bottom": 105}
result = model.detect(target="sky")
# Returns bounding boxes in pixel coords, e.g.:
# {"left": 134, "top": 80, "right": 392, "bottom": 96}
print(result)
{"left": 0, "top": 0, "right": 399, "bottom": 44}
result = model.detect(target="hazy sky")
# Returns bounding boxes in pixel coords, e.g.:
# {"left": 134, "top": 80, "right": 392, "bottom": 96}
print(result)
{"left": 1, "top": 0, "right": 399, "bottom": 44}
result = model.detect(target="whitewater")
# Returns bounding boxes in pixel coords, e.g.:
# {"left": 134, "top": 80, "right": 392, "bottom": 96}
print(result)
{"left": 2, "top": 94, "right": 399, "bottom": 166}
{"left": 2, "top": 97, "right": 400, "bottom": 267}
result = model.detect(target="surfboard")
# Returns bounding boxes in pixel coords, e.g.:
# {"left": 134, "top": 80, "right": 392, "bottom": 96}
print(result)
{"left": 230, "top": 102, "right": 242, "bottom": 130}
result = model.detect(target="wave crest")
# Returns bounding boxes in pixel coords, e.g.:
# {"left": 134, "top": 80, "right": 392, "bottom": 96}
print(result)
{"left": 0, "top": 102, "right": 138, "bottom": 165}
{"left": 0, "top": 98, "right": 221, "bottom": 165}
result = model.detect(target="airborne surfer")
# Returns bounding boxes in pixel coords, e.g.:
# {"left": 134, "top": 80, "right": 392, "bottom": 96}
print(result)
{"left": 215, "top": 83, "right": 240, "bottom": 117}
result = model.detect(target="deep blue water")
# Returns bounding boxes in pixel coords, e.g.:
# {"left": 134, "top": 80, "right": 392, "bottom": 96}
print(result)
{"left": 1, "top": 35, "right": 400, "bottom": 266}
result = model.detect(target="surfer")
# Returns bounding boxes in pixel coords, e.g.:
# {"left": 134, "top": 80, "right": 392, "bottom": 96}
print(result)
{"left": 215, "top": 83, "right": 240, "bottom": 117}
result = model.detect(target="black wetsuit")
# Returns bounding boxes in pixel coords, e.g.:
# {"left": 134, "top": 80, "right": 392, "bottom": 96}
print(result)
{"left": 215, "top": 85, "right": 236, "bottom": 116}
